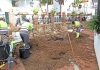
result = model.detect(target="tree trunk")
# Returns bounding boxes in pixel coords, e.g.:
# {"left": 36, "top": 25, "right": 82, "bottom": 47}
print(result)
{"left": 79, "top": 14, "right": 82, "bottom": 22}
{"left": 72, "top": 16, "right": 75, "bottom": 21}
{"left": 50, "top": 13, "right": 54, "bottom": 24}
{"left": 39, "top": 0, "right": 43, "bottom": 13}
{"left": 33, "top": 15, "right": 38, "bottom": 25}
{"left": 60, "top": 4, "right": 61, "bottom": 18}
{"left": 62, "top": 12, "right": 66, "bottom": 22}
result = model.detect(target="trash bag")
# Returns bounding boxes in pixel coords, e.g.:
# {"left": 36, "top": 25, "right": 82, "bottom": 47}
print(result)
{"left": 0, "top": 43, "right": 10, "bottom": 60}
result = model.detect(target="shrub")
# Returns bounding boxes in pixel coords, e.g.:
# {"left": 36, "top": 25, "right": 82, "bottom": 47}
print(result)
{"left": 33, "top": 8, "right": 39, "bottom": 15}
{"left": 51, "top": 9, "right": 56, "bottom": 15}
{"left": 87, "top": 15, "right": 100, "bottom": 34}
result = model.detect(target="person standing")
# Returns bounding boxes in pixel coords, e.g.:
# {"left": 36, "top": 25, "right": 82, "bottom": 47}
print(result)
{"left": 72, "top": 21, "right": 82, "bottom": 38}
{"left": 15, "top": 15, "right": 21, "bottom": 26}
{"left": 19, "top": 19, "right": 33, "bottom": 53}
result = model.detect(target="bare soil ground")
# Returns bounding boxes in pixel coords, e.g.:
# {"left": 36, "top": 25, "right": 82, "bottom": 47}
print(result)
{"left": 19, "top": 21, "right": 98, "bottom": 70}
{"left": 2, "top": 21, "right": 98, "bottom": 70}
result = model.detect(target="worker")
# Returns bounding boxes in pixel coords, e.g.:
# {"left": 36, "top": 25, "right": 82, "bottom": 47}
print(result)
{"left": 72, "top": 21, "right": 82, "bottom": 38}
{"left": 15, "top": 15, "right": 21, "bottom": 26}
{"left": 0, "top": 16, "right": 8, "bottom": 37}
{"left": 19, "top": 19, "right": 33, "bottom": 53}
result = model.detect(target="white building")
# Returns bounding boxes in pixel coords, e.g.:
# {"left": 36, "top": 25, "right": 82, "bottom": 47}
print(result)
{"left": 0, "top": 0, "right": 95, "bottom": 15}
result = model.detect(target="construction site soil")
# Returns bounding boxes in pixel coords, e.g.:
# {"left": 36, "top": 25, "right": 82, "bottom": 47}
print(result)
{"left": 2, "top": 22, "right": 98, "bottom": 70}
{"left": 20, "top": 29, "right": 98, "bottom": 70}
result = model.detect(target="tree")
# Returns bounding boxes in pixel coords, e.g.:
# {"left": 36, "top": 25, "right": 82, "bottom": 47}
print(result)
{"left": 72, "top": 0, "right": 82, "bottom": 9}
{"left": 55, "top": 0, "right": 64, "bottom": 18}
{"left": 74, "top": 0, "right": 82, "bottom": 6}
{"left": 40, "top": 0, "right": 53, "bottom": 5}
{"left": 39, "top": 0, "right": 53, "bottom": 13}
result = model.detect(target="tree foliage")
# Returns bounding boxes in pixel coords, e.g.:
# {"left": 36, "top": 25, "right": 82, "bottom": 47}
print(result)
{"left": 71, "top": 11, "right": 76, "bottom": 16}
{"left": 87, "top": 15, "right": 100, "bottom": 34}
{"left": 72, "top": 0, "right": 82, "bottom": 7}
{"left": 40, "top": 0, "right": 53, "bottom": 5}
{"left": 55, "top": 0, "right": 64, "bottom": 5}
{"left": 51, "top": 9, "right": 56, "bottom": 15}
{"left": 33, "top": 8, "right": 39, "bottom": 15}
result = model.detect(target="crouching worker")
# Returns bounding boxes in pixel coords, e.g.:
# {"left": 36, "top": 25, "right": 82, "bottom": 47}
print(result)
{"left": 0, "top": 16, "right": 8, "bottom": 37}
{"left": 72, "top": 21, "right": 82, "bottom": 38}
{"left": 19, "top": 19, "right": 33, "bottom": 53}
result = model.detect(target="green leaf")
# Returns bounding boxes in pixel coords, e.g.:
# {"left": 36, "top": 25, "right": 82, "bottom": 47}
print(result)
{"left": 51, "top": 9, "right": 56, "bottom": 15}
{"left": 71, "top": 11, "right": 76, "bottom": 16}
{"left": 87, "top": 15, "right": 100, "bottom": 32}
{"left": 33, "top": 8, "right": 39, "bottom": 14}
{"left": 41, "top": 0, "right": 52, "bottom": 5}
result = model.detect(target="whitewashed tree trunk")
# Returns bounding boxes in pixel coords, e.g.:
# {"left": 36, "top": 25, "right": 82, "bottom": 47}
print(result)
{"left": 94, "top": 31, "right": 100, "bottom": 70}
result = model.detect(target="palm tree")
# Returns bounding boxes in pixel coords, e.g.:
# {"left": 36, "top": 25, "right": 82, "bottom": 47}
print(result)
{"left": 39, "top": 0, "right": 53, "bottom": 13}
{"left": 55, "top": 0, "right": 64, "bottom": 18}
{"left": 74, "top": 0, "right": 82, "bottom": 6}
{"left": 72, "top": 0, "right": 82, "bottom": 10}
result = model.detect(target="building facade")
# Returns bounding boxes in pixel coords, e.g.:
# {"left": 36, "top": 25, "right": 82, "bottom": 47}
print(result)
{"left": 0, "top": 0, "right": 95, "bottom": 15}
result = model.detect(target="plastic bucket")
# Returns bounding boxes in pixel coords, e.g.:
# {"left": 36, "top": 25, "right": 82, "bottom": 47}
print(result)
{"left": 19, "top": 46, "right": 30, "bottom": 59}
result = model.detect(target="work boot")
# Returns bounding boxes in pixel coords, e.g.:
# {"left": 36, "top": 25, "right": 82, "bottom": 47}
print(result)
{"left": 76, "top": 32, "right": 80, "bottom": 38}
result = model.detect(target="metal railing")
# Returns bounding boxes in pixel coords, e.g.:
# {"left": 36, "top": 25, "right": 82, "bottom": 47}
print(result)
{"left": 14, "top": 14, "right": 90, "bottom": 25}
